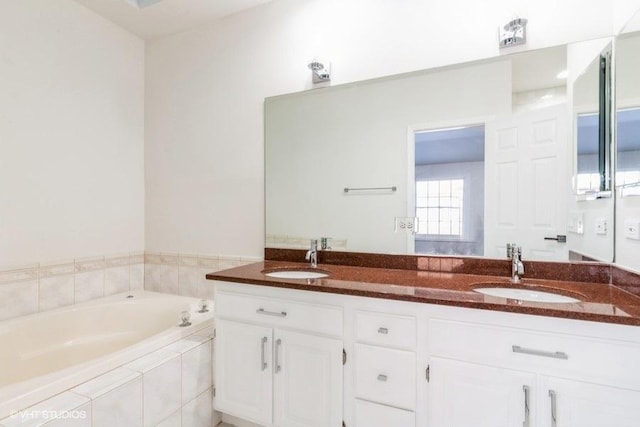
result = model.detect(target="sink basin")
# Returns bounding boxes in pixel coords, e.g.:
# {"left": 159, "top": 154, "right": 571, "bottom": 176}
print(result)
{"left": 263, "top": 269, "right": 329, "bottom": 279}
{"left": 474, "top": 287, "right": 581, "bottom": 303}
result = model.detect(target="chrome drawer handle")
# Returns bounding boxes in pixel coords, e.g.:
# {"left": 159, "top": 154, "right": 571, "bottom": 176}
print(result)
{"left": 256, "top": 308, "right": 287, "bottom": 317}
{"left": 378, "top": 327, "right": 389, "bottom": 334}
{"left": 512, "top": 345, "right": 568, "bottom": 360}
{"left": 523, "top": 385, "right": 530, "bottom": 427}
{"left": 549, "top": 389, "right": 558, "bottom": 427}
{"left": 261, "top": 337, "right": 268, "bottom": 371}
{"left": 377, "top": 374, "right": 388, "bottom": 382}
{"left": 275, "top": 338, "right": 282, "bottom": 373}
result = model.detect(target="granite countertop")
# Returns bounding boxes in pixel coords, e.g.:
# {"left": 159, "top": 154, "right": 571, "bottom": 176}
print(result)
{"left": 207, "top": 260, "right": 640, "bottom": 327}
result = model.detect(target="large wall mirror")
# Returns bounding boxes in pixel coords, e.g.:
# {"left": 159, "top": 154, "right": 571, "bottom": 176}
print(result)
{"left": 614, "top": 10, "right": 640, "bottom": 272}
{"left": 266, "top": 39, "right": 614, "bottom": 263}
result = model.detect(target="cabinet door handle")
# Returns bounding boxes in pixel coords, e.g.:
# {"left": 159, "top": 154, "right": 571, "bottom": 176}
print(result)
{"left": 256, "top": 308, "right": 287, "bottom": 317}
{"left": 549, "top": 390, "right": 558, "bottom": 427}
{"left": 260, "top": 337, "right": 268, "bottom": 371}
{"left": 377, "top": 374, "right": 388, "bottom": 382}
{"left": 512, "top": 345, "right": 568, "bottom": 360}
{"left": 523, "top": 385, "right": 530, "bottom": 427}
{"left": 275, "top": 338, "right": 282, "bottom": 373}
{"left": 378, "top": 327, "right": 389, "bottom": 334}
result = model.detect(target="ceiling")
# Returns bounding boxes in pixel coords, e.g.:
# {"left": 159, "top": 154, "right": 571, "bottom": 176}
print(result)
{"left": 415, "top": 126, "right": 485, "bottom": 165}
{"left": 72, "top": 0, "right": 272, "bottom": 39}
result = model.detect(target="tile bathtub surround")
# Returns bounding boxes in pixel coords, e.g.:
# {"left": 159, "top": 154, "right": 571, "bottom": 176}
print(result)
{"left": 144, "top": 252, "right": 262, "bottom": 299}
{"left": 0, "top": 335, "right": 216, "bottom": 427}
{"left": 0, "top": 252, "right": 145, "bottom": 323}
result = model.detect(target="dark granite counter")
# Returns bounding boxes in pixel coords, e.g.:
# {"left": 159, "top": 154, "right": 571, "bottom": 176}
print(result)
{"left": 207, "top": 260, "right": 640, "bottom": 327}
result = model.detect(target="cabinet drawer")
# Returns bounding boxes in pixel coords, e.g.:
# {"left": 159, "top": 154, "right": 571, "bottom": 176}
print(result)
{"left": 354, "top": 344, "right": 416, "bottom": 410}
{"left": 429, "top": 319, "right": 640, "bottom": 388}
{"left": 215, "top": 291, "right": 342, "bottom": 337}
{"left": 355, "top": 311, "right": 416, "bottom": 350}
{"left": 354, "top": 399, "right": 415, "bottom": 427}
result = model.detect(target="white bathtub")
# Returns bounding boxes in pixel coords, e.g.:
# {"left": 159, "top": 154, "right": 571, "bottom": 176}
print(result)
{"left": 0, "top": 291, "right": 214, "bottom": 419}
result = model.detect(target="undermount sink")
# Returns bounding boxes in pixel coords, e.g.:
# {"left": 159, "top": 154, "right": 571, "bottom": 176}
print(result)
{"left": 263, "top": 269, "right": 329, "bottom": 279}
{"left": 474, "top": 286, "right": 581, "bottom": 303}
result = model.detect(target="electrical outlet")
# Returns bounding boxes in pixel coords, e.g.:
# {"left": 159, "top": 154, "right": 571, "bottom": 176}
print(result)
{"left": 595, "top": 218, "right": 607, "bottom": 235}
{"left": 395, "top": 217, "right": 417, "bottom": 233}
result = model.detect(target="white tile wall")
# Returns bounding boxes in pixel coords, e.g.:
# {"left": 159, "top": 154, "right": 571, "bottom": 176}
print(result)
{"left": 0, "top": 253, "right": 144, "bottom": 322}
{"left": 0, "top": 250, "right": 260, "bottom": 323}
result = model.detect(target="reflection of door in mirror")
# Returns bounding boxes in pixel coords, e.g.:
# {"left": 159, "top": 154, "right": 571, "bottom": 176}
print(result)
{"left": 485, "top": 104, "right": 569, "bottom": 261}
{"left": 413, "top": 125, "right": 485, "bottom": 256}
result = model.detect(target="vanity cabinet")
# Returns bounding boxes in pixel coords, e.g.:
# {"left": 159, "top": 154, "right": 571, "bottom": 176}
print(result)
{"left": 427, "top": 317, "right": 640, "bottom": 427}
{"left": 214, "top": 285, "right": 344, "bottom": 427}
{"left": 213, "top": 280, "right": 640, "bottom": 427}
{"left": 537, "top": 377, "right": 640, "bottom": 427}
{"left": 428, "top": 358, "right": 535, "bottom": 427}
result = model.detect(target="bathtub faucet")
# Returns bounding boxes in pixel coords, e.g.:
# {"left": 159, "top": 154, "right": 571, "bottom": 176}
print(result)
{"left": 179, "top": 310, "right": 192, "bottom": 327}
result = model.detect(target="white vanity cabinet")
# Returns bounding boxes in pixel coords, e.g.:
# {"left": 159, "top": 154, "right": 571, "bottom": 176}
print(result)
{"left": 428, "top": 358, "right": 535, "bottom": 427}
{"left": 213, "top": 279, "right": 640, "bottom": 427}
{"left": 214, "top": 283, "right": 344, "bottom": 427}
{"left": 427, "top": 315, "right": 640, "bottom": 427}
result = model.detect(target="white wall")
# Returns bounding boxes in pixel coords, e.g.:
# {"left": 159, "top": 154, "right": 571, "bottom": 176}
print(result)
{"left": 145, "top": 0, "right": 625, "bottom": 258}
{"left": 0, "top": 0, "right": 145, "bottom": 268}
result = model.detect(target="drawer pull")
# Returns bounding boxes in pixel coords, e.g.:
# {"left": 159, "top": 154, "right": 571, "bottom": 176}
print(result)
{"left": 378, "top": 327, "right": 389, "bottom": 334}
{"left": 512, "top": 345, "right": 568, "bottom": 360}
{"left": 256, "top": 308, "right": 287, "bottom": 317}
{"left": 377, "top": 374, "right": 388, "bottom": 382}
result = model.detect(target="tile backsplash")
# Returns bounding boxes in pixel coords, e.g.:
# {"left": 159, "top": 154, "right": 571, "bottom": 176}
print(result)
{"left": 0, "top": 253, "right": 144, "bottom": 322}
{"left": 143, "top": 252, "right": 261, "bottom": 300}
{"left": 0, "top": 251, "right": 260, "bottom": 322}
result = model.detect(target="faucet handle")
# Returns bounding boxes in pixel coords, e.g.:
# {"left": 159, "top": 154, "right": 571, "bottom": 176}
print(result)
{"left": 320, "top": 237, "right": 332, "bottom": 250}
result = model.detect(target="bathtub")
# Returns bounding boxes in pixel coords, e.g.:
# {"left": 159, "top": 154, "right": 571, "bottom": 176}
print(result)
{"left": 0, "top": 291, "right": 214, "bottom": 419}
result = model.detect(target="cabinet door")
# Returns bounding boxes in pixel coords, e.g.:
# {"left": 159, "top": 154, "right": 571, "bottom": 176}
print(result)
{"left": 429, "top": 358, "right": 535, "bottom": 427}
{"left": 273, "top": 329, "right": 343, "bottom": 427}
{"left": 540, "top": 377, "right": 640, "bottom": 427}
{"left": 215, "top": 319, "right": 273, "bottom": 426}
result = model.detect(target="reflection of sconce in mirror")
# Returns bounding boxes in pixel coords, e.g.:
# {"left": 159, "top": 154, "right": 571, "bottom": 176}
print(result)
{"left": 308, "top": 59, "right": 331, "bottom": 83}
{"left": 499, "top": 18, "right": 528, "bottom": 49}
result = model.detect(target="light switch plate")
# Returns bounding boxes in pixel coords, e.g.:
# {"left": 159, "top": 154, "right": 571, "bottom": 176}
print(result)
{"left": 624, "top": 219, "right": 640, "bottom": 240}
{"left": 568, "top": 212, "right": 584, "bottom": 235}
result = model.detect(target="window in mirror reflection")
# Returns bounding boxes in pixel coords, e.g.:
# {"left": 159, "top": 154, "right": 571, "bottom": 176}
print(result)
{"left": 576, "top": 112, "right": 600, "bottom": 193}
{"left": 414, "top": 125, "right": 485, "bottom": 256}
{"left": 616, "top": 107, "right": 640, "bottom": 188}
{"left": 416, "top": 179, "right": 464, "bottom": 236}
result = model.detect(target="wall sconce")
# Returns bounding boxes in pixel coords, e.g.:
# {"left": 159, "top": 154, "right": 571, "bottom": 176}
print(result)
{"left": 308, "top": 59, "right": 331, "bottom": 83}
{"left": 499, "top": 18, "right": 528, "bottom": 49}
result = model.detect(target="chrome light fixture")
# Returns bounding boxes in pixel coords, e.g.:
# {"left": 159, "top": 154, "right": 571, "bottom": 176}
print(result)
{"left": 499, "top": 18, "right": 528, "bottom": 49}
{"left": 308, "top": 59, "right": 331, "bottom": 83}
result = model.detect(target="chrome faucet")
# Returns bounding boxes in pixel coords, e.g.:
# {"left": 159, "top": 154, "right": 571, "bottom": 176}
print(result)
{"left": 305, "top": 239, "right": 318, "bottom": 268}
{"left": 507, "top": 243, "right": 524, "bottom": 284}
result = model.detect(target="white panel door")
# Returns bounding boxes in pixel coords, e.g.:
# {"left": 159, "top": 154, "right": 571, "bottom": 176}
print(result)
{"left": 485, "top": 104, "right": 569, "bottom": 260}
{"left": 215, "top": 319, "right": 273, "bottom": 426}
{"left": 428, "top": 357, "right": 536, "bottom": 427}
{"left": 273, "top": 329, "right": 343, "bottom": 427}
{"left": 540, "top": 376, "right": 640, "bottom": 427}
